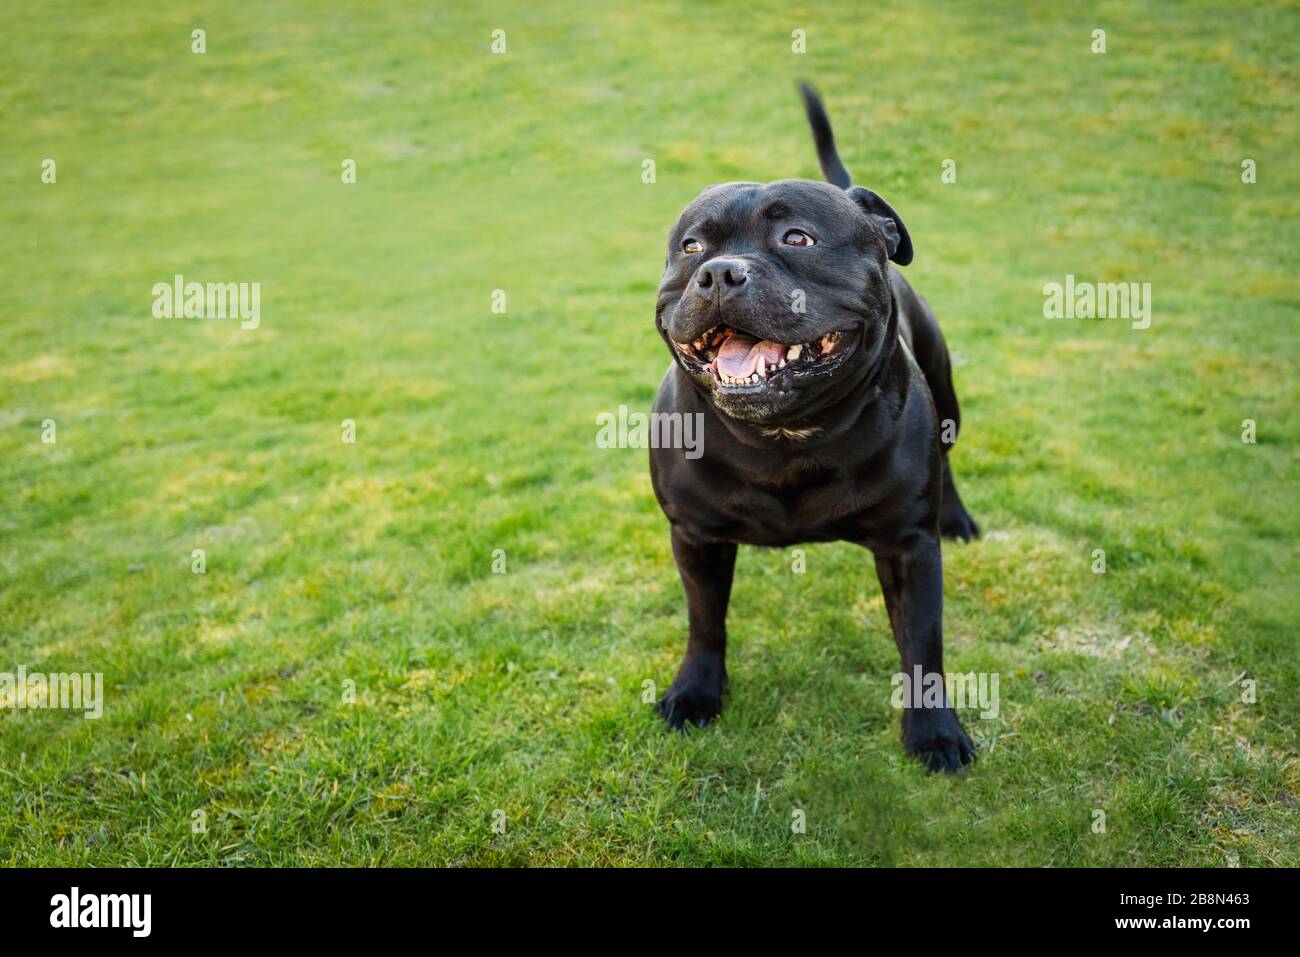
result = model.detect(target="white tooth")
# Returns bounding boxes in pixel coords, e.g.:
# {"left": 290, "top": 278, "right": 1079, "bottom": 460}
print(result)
{"left": 757, "top": 357, "right": 767, "bottom": 377}
{"left": 750, "top": 374, "right": 759, "bottom": 383}
{"left": 787, "top": 344, "right": 802, "bottom": 361}
{"left": 778, "top": 359, "right": 786, "bottom": 368}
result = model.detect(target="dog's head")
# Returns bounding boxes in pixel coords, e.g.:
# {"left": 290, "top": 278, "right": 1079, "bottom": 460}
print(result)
{"left": 655, "top": 85, "right": 912, "bottom": 424}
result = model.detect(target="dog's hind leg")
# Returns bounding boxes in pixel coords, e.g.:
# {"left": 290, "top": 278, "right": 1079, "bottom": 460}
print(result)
{"left": 939, "top": 455, "right": 979, "bottom": 542}
{"left": 894, "top": 273, "right": 979, "bottom": 541}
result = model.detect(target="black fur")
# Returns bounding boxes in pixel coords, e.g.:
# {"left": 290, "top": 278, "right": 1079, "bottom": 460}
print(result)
{"left": 649, "top": 85, "right": 979, "bottom": 771}
{"left": 800, "top": 82, "right": 853, "bottom": 189}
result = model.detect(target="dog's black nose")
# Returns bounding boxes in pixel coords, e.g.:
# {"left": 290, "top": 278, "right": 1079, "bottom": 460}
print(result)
{"left": 695, "top": 258, "right": 749, "bottom": 296}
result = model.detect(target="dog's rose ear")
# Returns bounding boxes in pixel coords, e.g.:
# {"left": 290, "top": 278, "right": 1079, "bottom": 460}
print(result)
{"left": 848, "top": 186, "right": 913, "bottom": 266}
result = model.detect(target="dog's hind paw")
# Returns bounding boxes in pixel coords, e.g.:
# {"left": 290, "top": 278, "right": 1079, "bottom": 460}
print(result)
{"left": 940, "top": 506, "right": 980, "bottom": 542}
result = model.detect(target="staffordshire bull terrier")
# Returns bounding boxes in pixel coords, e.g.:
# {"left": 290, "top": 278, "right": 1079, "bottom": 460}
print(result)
{"left": 650, "top": 84, "right": 979, "bottom": 772}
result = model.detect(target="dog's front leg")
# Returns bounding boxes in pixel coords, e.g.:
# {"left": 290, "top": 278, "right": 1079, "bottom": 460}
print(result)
{"left": 656, "top": 526, "right": 736, "bottom": 729}
{"left": 873, "top": 534, "right": 976, "bottom": 771}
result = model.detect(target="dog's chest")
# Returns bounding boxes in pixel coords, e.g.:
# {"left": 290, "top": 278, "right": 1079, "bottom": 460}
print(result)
{"left": 716, "top": 457, "right": 877, "bottom": 545}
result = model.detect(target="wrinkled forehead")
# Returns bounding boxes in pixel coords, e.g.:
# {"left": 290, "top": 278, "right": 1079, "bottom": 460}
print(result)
{"left": 673, "top": 180, "right": 858, "bottom": 239}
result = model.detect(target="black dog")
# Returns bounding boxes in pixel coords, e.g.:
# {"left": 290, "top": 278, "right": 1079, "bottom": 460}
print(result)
{"left": 649, "top": 85, "right": 978, "bottom": 772}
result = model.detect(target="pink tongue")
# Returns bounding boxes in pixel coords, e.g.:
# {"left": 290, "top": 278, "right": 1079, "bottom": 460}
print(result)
{"left": 714, "top": 333, "right": 786, "bottom": 379}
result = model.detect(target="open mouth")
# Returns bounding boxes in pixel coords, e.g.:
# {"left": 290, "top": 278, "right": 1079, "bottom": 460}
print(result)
{"left": 673, "top": 324, "right": 847, "bottom": 388}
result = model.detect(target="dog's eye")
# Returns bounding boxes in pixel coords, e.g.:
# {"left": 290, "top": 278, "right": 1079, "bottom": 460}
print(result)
{"left": 783, "top": 229, "right": 815, "bottom": 247}
{"left": 682, "top": 238, "right": 703, "bottom": 255}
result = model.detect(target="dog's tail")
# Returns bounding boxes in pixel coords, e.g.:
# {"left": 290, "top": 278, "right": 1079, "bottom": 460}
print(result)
{"left": 800, "top": 82, "right": 852, "bottom": 189}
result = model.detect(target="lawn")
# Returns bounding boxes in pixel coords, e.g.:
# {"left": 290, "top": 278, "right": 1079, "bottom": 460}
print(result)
{"left": 1, "top": 0, "right": 1297, "bottom": 865}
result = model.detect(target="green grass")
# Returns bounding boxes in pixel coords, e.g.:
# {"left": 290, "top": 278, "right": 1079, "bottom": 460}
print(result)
{"left": 2, "top": 0, "right": 1297, "bottom": 866}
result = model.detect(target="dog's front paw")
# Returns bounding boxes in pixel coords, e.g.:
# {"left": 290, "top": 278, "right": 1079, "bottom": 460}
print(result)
{"left": 655, "top": 654, "right": 726, "bottom": 730}
{"left": 902, "top": 707, "right": 976, "bottom": 773}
